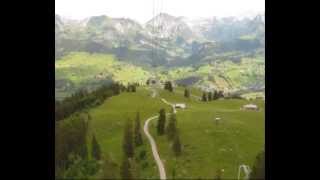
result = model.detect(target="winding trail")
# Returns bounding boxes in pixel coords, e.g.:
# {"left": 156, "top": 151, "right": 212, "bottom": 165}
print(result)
{"left": 143, "top": 115, "right": 167, "bottom": 180}
{"left": 161, "top": 98, "right": 177, "bottom": 114}
{"left": 142, "top": 90, "right": 178, "bottom": 180}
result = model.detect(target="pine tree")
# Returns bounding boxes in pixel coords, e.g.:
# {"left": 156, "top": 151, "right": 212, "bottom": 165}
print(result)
{"left": 126, "top": 83, "right": 131, "bottom": 92}
{"left": 123, "top": 119, "right": 134, "bottom": 158}
{"left": 172, "top": 131, "right": 182, "bottom": 156}
{"left": 164, "top": 81, "right": 173, "bottom": 92}
{"left": 120, "top": 157, "right": 132, "bottom": 179}
{"left": 134, "top": 112, "right": 143, "bottom": 146}
{"left": 184, "top": 89, "right": 190, "bottom": 98}
{"left": 132, "top": 85, "right": 136, "bottom": 92}
{"left": 91, "top": 134, "right": 101, "bottom": 160}
{"left": 168, "top": 81, "right": 173, "bottom": 92}
{"left": 213, "top": 90, "right": 219, "bottom": 100}
{"left": 166, "top": 112, "right": 177, "bottom": 141}
{"left": 202, "top": 92, "right": 207, "bottom": 102}
{"left": 157, "top": 109, "right": 166, "bottom": 135}
{"left": 208, "top": 92, "right": 213, "bottom": 101}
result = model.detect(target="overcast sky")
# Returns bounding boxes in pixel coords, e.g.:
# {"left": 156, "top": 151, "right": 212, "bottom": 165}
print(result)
{"left": 56, "top": 0, "right": 265, "bottom": 23}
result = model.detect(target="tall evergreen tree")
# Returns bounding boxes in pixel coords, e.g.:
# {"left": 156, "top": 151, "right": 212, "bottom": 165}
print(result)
{"left": 184, "top": 88, "right": 190, "bottom": 98}
{"left": 213, "top": 90, "right": 219, "bottom": 100}
{"left": 217, "top": 91, "right": 224, "bottom": 99}
{"left": 134, "top": 112, "right": 143, "bottom": 146}
{"left": 202, "top": 92, "right": 207, "bottom": 102}
{"left": 172, "top": 131, "right": 182, "bottom": 156}
{"left": 123, "top": 119, "right": 134, "bottom": 158}
{"left": 168, "top": 81, "right": 173, "bottom": 92}
{"left": 132, "top": 85, "right": 136, "bottom": 92}
{"left": 120, "top": 157, "right": 132, "bottom": 180}
{"left": 164, "top": 81, "right": 173, "bottom": 92}
{"left": 166, "top": 112, "right": 177, "bottom": 141}
{"left": 208, "top": 92, "right": 213, "bottom": 101}
{"left": 250, "top": 151, "right": 265, "bottom": 180}
{"left": 157, "top": 109, "right": 166, "bottom": 135}
{"left": 91, "top": 134, "right": 101, "bottom": 160}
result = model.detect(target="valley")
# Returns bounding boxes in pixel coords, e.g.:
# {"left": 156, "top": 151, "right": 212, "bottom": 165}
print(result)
{"left": 55, "top": 10, "right": 265, "bottom": 180}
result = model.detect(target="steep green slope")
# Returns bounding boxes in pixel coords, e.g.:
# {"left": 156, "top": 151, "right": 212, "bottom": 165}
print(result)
{"left": 78, "top": 86, "right": 264, "bottom": 179}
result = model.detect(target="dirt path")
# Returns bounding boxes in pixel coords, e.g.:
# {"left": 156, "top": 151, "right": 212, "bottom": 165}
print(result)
{"left": 143, "top": 115, "right": 167, "bottom": 180}
{"left": 143, "top": 96, "right": 179, "bottom": 180}
{"left": 161, "top": 98, "right": 176, "bottom": 114}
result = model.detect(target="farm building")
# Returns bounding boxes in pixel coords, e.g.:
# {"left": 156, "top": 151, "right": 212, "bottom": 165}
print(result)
{"left": 174, "top": 103, "right": 186, "bottom": 109}
{"left": 242, "top": 104, "right": 259, "bottom": 111}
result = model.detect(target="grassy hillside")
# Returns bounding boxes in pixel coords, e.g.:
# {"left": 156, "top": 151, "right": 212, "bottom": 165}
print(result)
{"left": 82, "top": 86, "right": 264, "bottom": 179}
{"left": 151, "top": 89, "right": 264, "bottom": 179}
{"left": 162, "top": 56, "right": 265, "bottom": 92}
{"left": 87, "top": 88, "right": 171, "bottom": 178}
{"left": 55, "top": 52, "right": 151, "bottom": 99}
{"left": 55, "top": 52, "right": 264, "bottom": 100}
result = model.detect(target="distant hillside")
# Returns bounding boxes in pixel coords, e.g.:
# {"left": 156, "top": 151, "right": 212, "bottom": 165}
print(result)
{"left": 55, "top": 13, "right": 265, "bottom": 100}
{"left": 55, "top": 52, "right": 151, "bottom": 99}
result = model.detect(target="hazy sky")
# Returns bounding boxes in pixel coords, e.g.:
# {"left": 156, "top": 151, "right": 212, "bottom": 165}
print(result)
{"left": 56, "top": 0, "right": 265, "bottom": 23}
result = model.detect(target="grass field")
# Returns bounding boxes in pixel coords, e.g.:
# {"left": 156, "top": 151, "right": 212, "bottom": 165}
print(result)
{"left": 84, "top": 86, "right": 264, "bottom": 179}
{"left": 55, "top": 52, "right": 151, "bottom": 97}
{"left": 55, "top": 52, "right": 264, "bottom": 100}
{"left": 87, "top": 88, "right": 171, "bottom": 178}
{"left": 152, "top": 89, "right": 264, "bottom": 179}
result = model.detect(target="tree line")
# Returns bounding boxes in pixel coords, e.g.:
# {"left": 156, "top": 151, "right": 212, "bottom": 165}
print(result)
{"left": 55, "top": 82, "right": 139, "bottom": 122}
{"left": 202, "top": 90, "right": 224, "bottom": 101}
{"left": 55, "top": 83, "right": 123, "bottom": 121}
{"left": 120, "top": 112, "right": 145, "bottom": 179}
{"left": 55, "top": 112, "right": 106, "bottom": 179}
{"left": 56, "top": 111, "right": 120, "bottom": 179}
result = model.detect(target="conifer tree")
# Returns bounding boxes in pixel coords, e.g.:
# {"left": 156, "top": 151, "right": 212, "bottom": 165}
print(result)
{"left": 157, "top": 109, "right": 166, "bottom": 135}
{"left": 213, "top": 90, "right": 219, "bottom": 100}
{"left": 166, "top": 112, "right": 177, "bottom": 141}
{"left": 123, "top": 119, "right": 134, "bottom": 158}
{"left": 132, "top": 85, "right": 136, "bottom": 92}
{"left": 91, "top": 134, "right": 101, "bottom": 160}
{"left": 184, "top": 88, "right": 190, "bottom": 98}
{"left": 164, "top": 81, "right": 173, "bottom": 92}
{"left": 134, "top": 112, "right": 143, "bottom": 146}
{"left": 172, "top": 131, "right": 182, "bottom": 156}
{"left": 208, "top": 91, "right": 213, "bottom": 101}
{"left": 202, "top": 92, "right": 207, "bottom": 102}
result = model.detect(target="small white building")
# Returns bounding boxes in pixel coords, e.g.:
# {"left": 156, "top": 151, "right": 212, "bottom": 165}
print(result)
{"left": 175, "top": 103, "right": 186, "bottom": 109}
{"left": 242, "top": 104, "right": 259, "bottom": 111}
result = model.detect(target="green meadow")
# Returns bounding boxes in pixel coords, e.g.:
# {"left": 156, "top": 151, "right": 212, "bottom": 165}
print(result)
{"left": 82, "top": 86, "right": 264, "bottom": 179}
